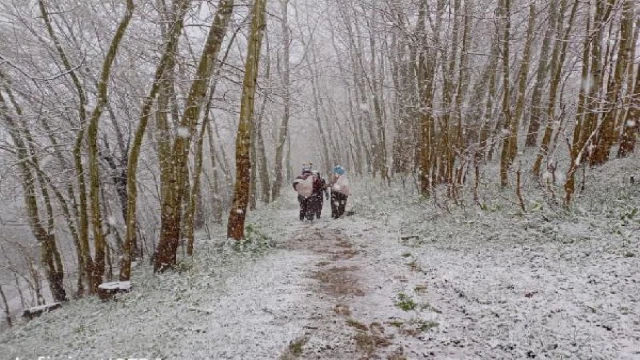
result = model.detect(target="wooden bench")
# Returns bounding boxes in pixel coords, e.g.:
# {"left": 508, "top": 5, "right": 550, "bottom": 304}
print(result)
{"left": 22, "top": 303, "right": 62, "bottom": 320}
{"left": 98, "top": 281, "right": 132, "bottom": 300}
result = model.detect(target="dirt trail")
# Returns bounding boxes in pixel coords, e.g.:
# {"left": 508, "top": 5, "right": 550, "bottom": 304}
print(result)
{"left": 263, "top": 194, "right": 640, "bottom": 360}
{"left": 0, "top": 202, "right": 437, "bottom": 360}
{"left": 278, "top": 223, "right": 423, "bottom": 360}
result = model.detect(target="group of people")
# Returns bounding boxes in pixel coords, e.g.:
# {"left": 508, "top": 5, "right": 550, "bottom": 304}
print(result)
{"left": 292, "top": 164, "right": 350, "bottom": 221}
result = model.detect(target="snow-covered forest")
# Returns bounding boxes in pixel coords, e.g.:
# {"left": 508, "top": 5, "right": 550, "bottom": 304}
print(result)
{"left": 0, "top": 0, "right": 639, "bottom": 358}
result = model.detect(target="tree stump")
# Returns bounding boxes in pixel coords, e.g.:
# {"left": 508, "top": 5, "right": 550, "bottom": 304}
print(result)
{"left": 22, "top": 303, "right": 62, "bottom": 320}
{"left": 98, "top": 281, "right": 132, "bottom": 300}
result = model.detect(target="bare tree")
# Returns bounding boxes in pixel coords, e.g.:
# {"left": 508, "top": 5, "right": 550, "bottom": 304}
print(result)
{"left": 533, "top": 0, "right": 579, "bottom": 177}
{"left": 155, "top": 0, "right": 235, "bottom": 271}
{"left": 86, "top": 0, "right": 135, "bottom": 291}
{"left": 499, "top": 0, "right": 513, "bottom": 188}
{"left": 228, "top": 0, "right": 268, "bottom": 240}
{"left": 120, "top": 0, "right": 190, "bottom": 281}
{"left": 618, "top": 63, "right": 640, "bottom": 158}
{"left": 0, "top": 89, "right": 67, "bottom": 302}
{"left": 592, "top": 0, "right": 634, "bottom": 164}
{"left": 271, "top": 0, "right": 291, "bottom": 200}
{"left": 525, "top": 0, "right": 558, "bottom": 148}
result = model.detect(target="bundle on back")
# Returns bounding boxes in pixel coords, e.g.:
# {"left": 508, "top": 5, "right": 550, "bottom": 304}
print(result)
{"left": 295, "top": 175, "right": 315, "bottom": 197}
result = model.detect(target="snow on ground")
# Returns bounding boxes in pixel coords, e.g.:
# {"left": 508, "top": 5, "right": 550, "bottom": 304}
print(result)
{"left": 346, "top": 204, "right": 640, "bottom": 359}
{"left": 346, "top": 156, "right": 640, "bottom": 359}
{"left": 1, "top": 156, "right": 639, "bottom": 359}
{"left": 0, "top": 204, "right": 324, "bottom": 359}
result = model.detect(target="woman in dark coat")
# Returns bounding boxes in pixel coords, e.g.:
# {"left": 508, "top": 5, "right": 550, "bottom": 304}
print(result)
{"left": 310, "top": 170, "right": 328, "bottom": 219}
{"left": 293, "top": 168, "right": 323, "bottom": 221}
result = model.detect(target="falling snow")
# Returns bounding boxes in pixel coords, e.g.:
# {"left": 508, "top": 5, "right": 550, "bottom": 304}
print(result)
{"left": 581, "top": 74, "right": 594, "bottom": 93}
{"left": 1, "top": 1, "right": 639, "bottom": 359}
{"left": 177, "top": 126, "right": 190, "bottom": 138}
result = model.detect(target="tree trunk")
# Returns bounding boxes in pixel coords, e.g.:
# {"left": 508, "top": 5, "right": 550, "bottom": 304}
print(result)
{"left": 565, "top": 0, "right": 597, "bottom": 206}
{"left": 476, "top": 32, "right": 501, "bottom": 161}
{"left": 335, "top": 2, "right": 373, "bottom": 174}
{"left": 617, "top": 17, "right": 640, "bottom": 134}
{"left": 249, "top": 123, "right": 258, "bottom": 211}
{"left": 38, "top": 0, "right": 92, "bottom": 295}
{"left": 271, "top": 0, "right": 290, "bottom": 200}
{"left": 417, "top": 4, "right": 430, "bottom": 194}
{"left": 227, "top": 0, "right": 268, "bottom": 240}
{"left": 256, "top": 32, "right": 272, "bottom": 204}
{"left": 366, "top": 10, "right": 389, "bottom": 183}
{"left": 1, "top": 73, "right": 80, "bottom": 298}
{"left": 525, "top": 0, "right": 558, "bottom": 148}
{"left": 256, "top": 117, "right": 271, "bottom": 204}
{"left": 155, "top": 0, "right": 235, "bottom": 271}
{"left": 499, "top": 0, "right": 513, "bottom": 187}
{"left": 592, "top": 0, "right": 633, "bottom": 164}
{"left": 580, "top": 0, "right": 615, "bottom": 166}
{"left": 513, "top": 3, "right": 536, "bottom": 142}
{"left": 417, "top": 0, "right": 442, "bottom": 195}
{"left": 0, "top": 91, "right": 67, "bottom": 302}
{"left": 120, "top": 0, "right": 189, "bottom": 281}
{"left": 293, "top": 7, "right": 333, "bottom": 177}
{"left": 618, "top": 62, "right": 640, "bottom": 157}
{"left": 455, "top": 0, "right": 472, "bottom": 154}
{"left": 186, "top": 115, "right": 208, "bottom": 255}
{"left": 533, "top": 0, "right": 578, "bottom": 176}
{"left": 87, "top": 0, "right": 134, "bottom": 291}
{"left": 206, "top": 115, "right": 224, "bottom": 223}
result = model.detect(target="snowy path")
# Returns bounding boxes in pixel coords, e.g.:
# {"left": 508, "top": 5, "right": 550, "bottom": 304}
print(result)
{"left": 266, "top": 196, "right": 640, "bottom": 359}
{"left": 0, "top": 199, "right": 446, "bottom": 359}
{"left": 1, "top": 191, "right": 639, "bottom": 359}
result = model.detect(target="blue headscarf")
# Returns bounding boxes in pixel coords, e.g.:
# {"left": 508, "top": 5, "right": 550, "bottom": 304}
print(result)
{"left": 333, "top": 165, "right": 345, "bottom": 175}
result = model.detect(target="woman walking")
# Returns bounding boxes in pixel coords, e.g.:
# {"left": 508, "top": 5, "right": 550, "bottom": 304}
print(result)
{"left": 329, "top": 165, "right": 349, "bottom": 218}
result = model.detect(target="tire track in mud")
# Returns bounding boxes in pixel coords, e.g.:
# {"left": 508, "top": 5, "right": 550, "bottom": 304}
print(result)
{"left": 280, "top": 227, "right": 403, "bottom": 360}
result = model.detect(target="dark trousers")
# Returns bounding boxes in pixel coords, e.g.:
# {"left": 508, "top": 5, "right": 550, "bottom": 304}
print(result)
{"left": 331, "top": 191, "right": 348, "bottom": 218}
{"left": 298, "top": 195, "right": 321, "bottom": 221}
{"left": 298, "top": 195, "right": 310, "bottom": 220}
{"left": 312, "top": 192, "right": 324, "bottom": 218}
